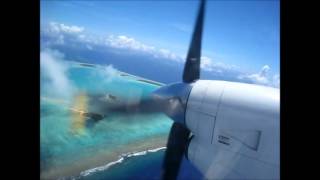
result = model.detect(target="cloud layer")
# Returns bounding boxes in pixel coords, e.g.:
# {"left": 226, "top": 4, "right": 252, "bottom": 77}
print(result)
{"left": 41, "top": 22, "right": 279, "bottom": 88}
{"left": 41, "top": 22, "right": 237, "bottom": 71}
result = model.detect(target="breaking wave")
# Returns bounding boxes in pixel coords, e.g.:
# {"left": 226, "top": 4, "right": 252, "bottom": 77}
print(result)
{"left": 63, "top": 146, "right": 166, "bottom": 180}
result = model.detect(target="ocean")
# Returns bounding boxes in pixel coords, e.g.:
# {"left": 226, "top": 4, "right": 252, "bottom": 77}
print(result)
{"left": 40, "top": 59, "right": 202, "bottom": 180}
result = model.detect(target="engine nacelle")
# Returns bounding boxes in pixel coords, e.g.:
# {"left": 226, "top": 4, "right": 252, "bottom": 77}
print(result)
{"left": 185, "top": 80, "right": 279, "bottom": 179}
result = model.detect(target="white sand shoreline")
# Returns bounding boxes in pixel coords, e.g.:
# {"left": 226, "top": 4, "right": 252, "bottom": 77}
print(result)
{"left": 74, "top": 146, "right": 167, "bottom": 179}
{"left": 40, "top": 135, "right": 168, "bottom": 180}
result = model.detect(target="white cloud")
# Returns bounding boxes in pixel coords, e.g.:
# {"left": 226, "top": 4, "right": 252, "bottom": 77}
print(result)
{"left": 42, "top": 22, "right": 184, "bottom": 62}
{"left": 48, "top": 22, "right": 84, "bottom": 34}
{"left": 104, "top": 35, "right": 184, "bottom": 62}
{"left": 42, "top": 22, "right": 184, "bottom": 64}
{"left": 157, "top": 48, "right": 182, "bottom": 62}
{"left": 42, "top": 22, "right": 86, "bottom": 46}
{"left": 105, "top": 35, "right": 155, "bottom": 52}
{"left": 238, "top": 65, "right": 270, "bottom": 85}
{"left": 40, "top": 48, "right": 121, "bottom": 100}
{"left": 89, "top": 64, "right": 119, "bottom": 84}
{"left": 247, "top": 65, "right": 270, "bottom": 85}
{"left": 259, "top": 65, "right": 270, "bottom": 78}
{"left": 237, "top": 65, "right": 279, "bottom": 88}
{"left": 200, "top": 56, "right": 238, "bottom": 73}
{"left": 40, "top": 49, "right": 76, "bottom": 99}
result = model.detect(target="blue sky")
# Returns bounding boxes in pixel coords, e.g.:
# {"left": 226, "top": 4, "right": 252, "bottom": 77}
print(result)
{"left": 40, "top": 0, "right": 279, "bottom": 87}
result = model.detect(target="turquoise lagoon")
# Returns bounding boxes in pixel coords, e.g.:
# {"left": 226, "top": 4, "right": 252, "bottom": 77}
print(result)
{"left": 40, "top": 61, "right": 172, "bottom": 179}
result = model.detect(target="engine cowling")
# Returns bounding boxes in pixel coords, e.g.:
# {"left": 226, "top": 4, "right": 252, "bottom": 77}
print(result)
{"left": 185, "top": 80, "right": 279, "bottom": 179}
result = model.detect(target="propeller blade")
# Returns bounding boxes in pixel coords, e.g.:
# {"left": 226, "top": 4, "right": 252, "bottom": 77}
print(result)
{"left": 162, "top": 122, "right": 190, "bottom": 180}
{"left": 162, "top": 0, "right": 206, "bottom": 179}
{"left": 183, "top": 0, "right": 206, "bottom": 83}
{"left": 106, "top": 98, "right": 164, "bottom": 114}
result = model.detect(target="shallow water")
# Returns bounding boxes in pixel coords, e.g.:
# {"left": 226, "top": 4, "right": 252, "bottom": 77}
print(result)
{"left": 40, "top": 61, "right": 173, "bottom": 179}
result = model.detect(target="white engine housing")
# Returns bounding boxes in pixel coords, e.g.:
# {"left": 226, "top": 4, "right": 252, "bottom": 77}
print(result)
{"left": 185, "top": 80, "right": 279, "bottom": 179}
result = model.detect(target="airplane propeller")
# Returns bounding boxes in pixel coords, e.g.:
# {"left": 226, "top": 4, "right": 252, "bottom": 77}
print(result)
{"left": 74, "top": 0, "right": 206, "bottom": 179}
{"left": 162, "top": 0, "right": 205, "bottom": 179}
